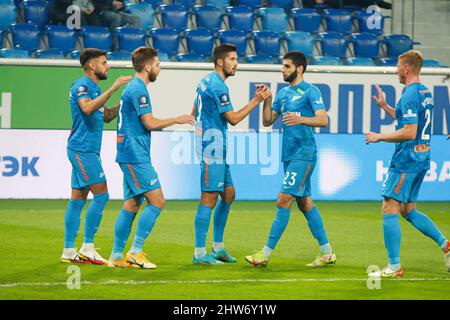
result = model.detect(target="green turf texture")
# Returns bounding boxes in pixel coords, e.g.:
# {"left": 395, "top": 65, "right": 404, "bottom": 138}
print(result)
{"left": 0, "top": 200, "right": 449, "bottom": 300}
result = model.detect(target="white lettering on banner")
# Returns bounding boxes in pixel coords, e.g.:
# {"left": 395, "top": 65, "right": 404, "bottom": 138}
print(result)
{"left": 0, "top": 93, "right": 12, "bottom": 129}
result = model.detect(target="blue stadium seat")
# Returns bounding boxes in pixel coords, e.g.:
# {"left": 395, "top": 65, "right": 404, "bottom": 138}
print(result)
{"left": 157, "top": 51, "right": 170, "bottom": 61}
{"left": 107, "top": 50, "right": 132, "bottom": 61}
{"left": 356, "top": 10, "right": 386, "bottom": 36}
{"left": 205, "top": 0, "right": 230, "bottom": 10}
{"left": 115, "top": 27, "right": 146, "bottom": 52}
{"left": 218, "top": 29, "right": 247, "bottom": 56}
{"left": 45, "top": 25, "right": 77, "bottom": 55}
{"left": 225, "top": 6, "right": 254, "bottom": 34}
{"left": 236, "top": 0, "right": 262, "bottom": 10}
{"left": 246, "top": 54, "right": 278, "bottom": 64}
{"left": 184, "top": 29, "right": 214, "bottom": 56}
{"left": 176, "top": 52, "right": 208, "bottom": 62}
{"left": 0, "top": 48, "right": 29, "bottom": 58}
{"left": 350, "top": 33, "right": 380, "bottom": 59}
{"left": 319, "top": 32, "right": 347, "bottom": 58}
{"left": 323, "top": 9, "right": 353, "bottom": 35}
{"left": 126, "top": 3, "right": 155, "bottom": 31}
{"left": 269, "top": 0, "right": 294, "bottom": 11}
{"left": 0, "top": 29, "right": 3, "bottom": 46}
{"left": 20, "top": 0, "right": 50, "bottom": 30}
{"left": 142, "top": 0, "right": 163, "bottom": 8}
{"left": 9, "top": 23, "right": 40, "bottom": 52}
{"left": 312, "top": 56, "right": 342, "bottom": 65}
{"left": 346, "top": 57, "right": 375, "bottom": 66}
{"left": 81, "top": 26, "right": 112, "bottom": 51}
{"left": 257, "top": 7, "right": 288, "bottom": 33}
{"left": 283, "top": 31, "right": 316, "bottom": 57}
{"left": 159, "top": 4, "right": 189, "bottom": 32}
{"left": 173, "top": 0, "right": 196, "bottom": 7}
{"left": 379, "top": 57, "right": 397, "bottom": 66}
{"left": 35, "top": 49, "right": 65, "bottom": 59}
{"left": 0, "top": 0, "right": 15, "bottom": 4}
{"left": 150, "top": 28, "right": 180, "bottom": 57}
{"left": 0, "top": 4, "right": 16, "bottom": 31}
{"left": 383, "top": 34, "right": 417, "bottom": 58}
{"left": 422, "top": 59, "right": 441, "bottom": 68}
{"left": 69, "top": 50, "right": 80, "bottom": 60}
{"left": 194, "top": 5, "right": 223, "bottom": 31}
{"left": 252, "top": 31, "right": 280, "bottom": 58}
{"left": 291, "top": 8, "right": 321, "bottom": 34}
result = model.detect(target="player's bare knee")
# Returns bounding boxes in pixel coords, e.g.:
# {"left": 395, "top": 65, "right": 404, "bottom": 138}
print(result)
{"left": 277, "top": 194, "right": 292, "bottom": 209}
{"left": 297, "top": 197, "right": 313, "bottom": 213}
{"left": 201, "top": 192, "right": 219, "bottom": 208}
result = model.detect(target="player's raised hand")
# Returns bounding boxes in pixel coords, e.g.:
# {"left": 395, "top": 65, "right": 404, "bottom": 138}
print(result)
{"left": 372, "top": 84, "right": 387, "bottom": 108}
{"left": 365, "top": 132, "right": 381, "bottom": 144}
{"left": 111, "top": 76, "right": 132, "bottom": 91}
{"left": 254, "top": 86, "right": 271, "bottom": 102}
{"left": 176, "top": 114, "right": 195, "bottom": 126}
{"left": 282, "top": 112, "right": 302, "bottom": 126}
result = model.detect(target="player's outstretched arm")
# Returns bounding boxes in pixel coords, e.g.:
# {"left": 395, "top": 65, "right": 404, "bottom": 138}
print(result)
{"left": 260, "top": 85, "right": 279, "bottom": 127}
{"left": 372, "top": 84, "right": 395, "bottom": 120}
{"left": 103, "top": 102, "right": 120, "bottom": 123}
{"left": 140, "top": 113, "right": 195, "bottom": 131}
{"left": 283, "top": 109, "right": 328, "bottom": 128}
{"left": 223, "top": 85, "right": 271, "bottom": 126}
{"left": 78, "top": 76, "right": 132, "bottom": 116}
{"left": 365, "top": 123, "right": 418, "bottom": 144}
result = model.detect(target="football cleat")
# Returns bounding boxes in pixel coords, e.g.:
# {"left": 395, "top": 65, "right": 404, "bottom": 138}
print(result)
{"left": 126, "top": 251, "right": 157, "bottom": 269}
{"left": 60, "top": 249, "right": 89, "bottom": 264}
{"left": 211, "top": 248, "right": 237, "bottom": 263}
{"left": 306, "top": 252, "right": 337, "bottom": 267}
{"left": 444, "top": 241, "right": 450, "bottom": 272}
{"left": 192, "top": 253, "right": 225, "bottom": 265}
{"left": 108, "top": 257, "right": 139, "bottom": 268}
{"left": 78, "top": 245, "right": 109, "bottom": 265}
{"left": 368, "top": 266, "right": 404, "bottom": 278}
{"left": 245, "top": 251, "right": 269, "bottom": 267}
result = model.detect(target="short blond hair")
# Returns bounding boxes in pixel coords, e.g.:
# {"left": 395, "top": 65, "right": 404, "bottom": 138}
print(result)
{"left": 398, "top": 50, "right": 423, "bottom": 73}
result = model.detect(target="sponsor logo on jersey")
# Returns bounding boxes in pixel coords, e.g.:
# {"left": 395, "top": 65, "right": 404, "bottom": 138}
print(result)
{"left": 403, "top": 109, "right": 417, "bottom": 118}
{"left": 291, "top": 95, "right": 302, "bottom": 102}
{"left": 138, "top": 95, "right": 149, "bottom": 108}
{"left": 219, "top": 94, "right": 230, "bottom": 106}
{"left": 77, "top": 85, "right": 88, "bottom": 96}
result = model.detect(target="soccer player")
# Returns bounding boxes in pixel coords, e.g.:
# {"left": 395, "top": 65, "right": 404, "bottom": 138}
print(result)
{"left": 108, "top": 46, "right": 195, "bottom": 269}
{"left": 245, "top": 51, "right": 336, "bottom": 267}
{"left": 192, "top": 44, "right": 271, "bottom": 265}
{"left": 366, "top": 50, "right": 450, "bottom": 278}
{"left": 61, "top": 48, "right": 131, "bottom": 265}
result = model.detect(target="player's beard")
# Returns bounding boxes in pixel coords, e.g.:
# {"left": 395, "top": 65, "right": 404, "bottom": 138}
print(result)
{"left": 223, "top": 66, "right": 236, "bottom": 78}
{"left": 95, "top": 71, "right": 107, "bottom": 80}
{"left": 148, "top": 71, "right": 158, "bottom": 82}
{"left": 284, "top": 69, "right": 297, "bottom": 83}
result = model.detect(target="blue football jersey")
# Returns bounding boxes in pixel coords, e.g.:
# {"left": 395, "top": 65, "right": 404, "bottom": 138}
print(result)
{"left": 272, "top": 80, "right": 326, "bottom": 162}
{"left": 116, "top": 77, "right": 153, "bottom": 164}
{"left": 389, "top": 82, "right": 432, "bottom": 172}
{"left": 67, "top": 76, "right": 104, "bottom": 153}
{"left": 194, "top": 72, "right": 233, "bottom": 162}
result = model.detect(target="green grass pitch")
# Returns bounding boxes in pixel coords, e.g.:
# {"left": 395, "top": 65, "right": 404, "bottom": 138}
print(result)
{"left": 1, "top": 200, "right": 449, "bottom": 300}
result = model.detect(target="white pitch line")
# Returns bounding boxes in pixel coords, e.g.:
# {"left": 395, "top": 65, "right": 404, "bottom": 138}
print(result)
{"left": 1, "top": 277, "right": 450, "bottom": 288}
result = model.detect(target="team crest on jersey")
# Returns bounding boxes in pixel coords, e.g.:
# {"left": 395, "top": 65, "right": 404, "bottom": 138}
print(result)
{"left": 219, "top": 94, "right": 230, "bottom": 106}
{"left": 138, "top": 95, "right": 149, "bottom": 108}
{"left": 403, "top": 108, "right": 417, "bottom": 118}
{"left": 77, "top": 85, "right": 88, "bottom": 96}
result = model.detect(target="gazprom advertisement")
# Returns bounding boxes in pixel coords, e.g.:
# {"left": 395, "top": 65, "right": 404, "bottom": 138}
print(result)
{"left": 0, "top": 130, "right": 449, "bottom": 201}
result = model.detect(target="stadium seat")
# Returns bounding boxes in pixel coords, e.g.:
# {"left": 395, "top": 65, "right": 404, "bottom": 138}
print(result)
{"left": 150, "top": 28, "right": 180, "bottom": 57}
{"left": 184, "top": 29, "right": 214, "bottom": 56}
{"left": 291, "top": 8, "right": 321, "bottom": 34}
{"left": 20, "top": 0, "right": 50, "bottom": 30}
{"left": 323, "top": 9, "right": 353, "bottom": 35}
{"left": 0, "top": 48, "right": 29, "bottom": 58}
{"left": 159, "top": 4, "right": 189, "bottom": 32}
{"left": 173, "top": 0, "right": 196, "bottom": 7}
{"left": 350, "top": 33, "right": 380, "bottom": 59}
{"left": 0, "top": 0, "right": 15, "bottom": 4}
{"left": 81, "top": 26, "right": 112, "bottom": 51}
{"left": 269, "top": 0, "right": 294, "bottom": 11}
{"left": 69, "top": 50, "right": 80, "bottom": 60}
{"left": 346, "top": 57, "right": 375, "bottom": 66}
{"left": 0, "top": 29, "right": 3, "bottom": 46}
{"left": 246, "top": 54, "right": 278, "bottom": 64}
{"left": 115, "top": 27, "right": 146, "bottom": 52}
{"left": 283, "top": 31, "right": 316, "bottom": 57}
{"left": 107, "top": 50, "right": 132, "bottom": 61}
{"left": 319, "top": 32, "right": 347, "bottom": 58}
{"left": 194, "top": 5, "right": 223, "bottom": 31}
{"left": 355, "top": 10, "right": 386, "bottom": 36}
{"left": 176, "top": 52, "right": 208, "bottom": 62}
{"left": 0, "top": 4, "right": 16, "bottom": 31}
{"left": 252, "top": 31, "right": 281, "bottom": 58}
{"left": 45, "top": 25, "right": 77, "bottom": 55}
{"left": 35, "top": 49, "right": 65, "bottom": 59}
{"left": 9, "top": 23, "right": 40, "bottom": 53}
{"left": 383, "top": 34, "right": 418, "bottom": 58}
{"left": 158, "top": 51, "right": 170, "bottom": 61}
{"left": 422, "top": 59, "right": 441, "bottom": 68}
{"left": 257, "top": 7, "right": 288, "bottom": 33}
{"left": 126, "top": 3, "right": 155, "bottom": 32}
{"left": 379, "top": 57, "right": 397, "bottom": 66}
{"left": 142, "top": 0, "right": 163, "bottom": 8}
{"left": 205, "top": 0, "right": 230, "bottom": 10}
{"left": 236, "top": 0, "right": 263, "bottom": 10}
{"left": 225, "top": 6, "right": 254, "bottom": 34}
{"left": 218, "top": 29, "right": 247, "bottom": 56}
{"left": 312, "top": 56, "right": 342, "bottom": 65}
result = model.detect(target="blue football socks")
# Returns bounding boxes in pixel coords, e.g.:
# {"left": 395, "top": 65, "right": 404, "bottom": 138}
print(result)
{"left": 194, "top": 205, "right": 212, "bottom": 249}
{"left": 304, "top": 206, "right": 330, "bottom": 249}
{"left": 213, "top": 201, "right": 231, "bottom": 243}
{"left": 266, "top": 207, "right": 290, "bottom": 249}
{"left": 130, "top": 204, "right": 161, "bottom": 254}
{"left": 111, "top": 208, "right": 136, "bottom": 260}
{"left": 405, "top": 209, "right": 447, "bottom": 250}
{"left": 83, "top": 193, "right": 109, "bottom": 244}
{"left": 383, "top": 214, "right": 401, "bottom": 271}
{"left": 64, "top": 199, "right": 86, "bottom": 248}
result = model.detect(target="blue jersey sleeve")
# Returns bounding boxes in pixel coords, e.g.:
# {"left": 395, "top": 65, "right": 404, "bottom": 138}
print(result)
{"left": 400, "top": 91, "right": 419, "bottom": 125}
{"left": 308, "top": 86, "right": 326, "bottom": 112}
{"left": 132, "top": 89, "right": 152, "bottom": 117}
{"left": 272, "top": 91, "right": 282, "bottom": 113}
{"left": 211, "top": 86, "right": 233, "bottom": 114}
{"left": 74, "top": 83, "right": 91, "bottom": 102}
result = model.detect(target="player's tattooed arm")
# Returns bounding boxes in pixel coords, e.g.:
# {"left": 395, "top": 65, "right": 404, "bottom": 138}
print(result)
{"left": 283, "top": 109, "right": 328, "bottom": 127}
{"left": 365, "top": 123, "right": 418, "bottom": 144}
{"left": 103, "top": 102, "right": 120, "bottom": 123}
{"left": 372, "top": 84, "right": 395, "bottom": 120}
{"left": 140, "top": 113, "right": 195, "bottom": 131}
